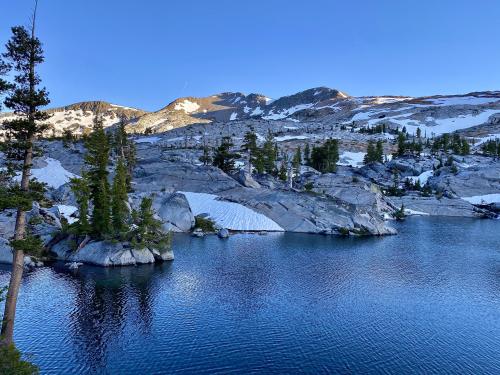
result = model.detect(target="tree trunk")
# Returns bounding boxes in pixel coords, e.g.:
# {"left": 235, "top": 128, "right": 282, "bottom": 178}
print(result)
{"left": 1, "top": 4, "right": 37, "bottom": 345}
{"left": 1, "top": 141, "right": 34, "bottom": 345}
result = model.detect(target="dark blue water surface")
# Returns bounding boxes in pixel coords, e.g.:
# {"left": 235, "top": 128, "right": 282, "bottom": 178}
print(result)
{"left": 1, "top": 217, "right": 500, "bottom": 374}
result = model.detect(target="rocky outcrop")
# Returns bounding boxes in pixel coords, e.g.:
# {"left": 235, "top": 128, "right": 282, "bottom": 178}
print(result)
{"left": 50, "top": 238, "right": 174, "bottom": 267}
{"left": 218, "top": 187, "right": 396, "bottom": 235}
{"left": 388, "top": 194, "right": 491, "bottom": 217}
{"left": 232, "top": 169, "right": 261, "bottom": 189}
{"left": 152, "top": 193, "right": 195, "bottom": 232}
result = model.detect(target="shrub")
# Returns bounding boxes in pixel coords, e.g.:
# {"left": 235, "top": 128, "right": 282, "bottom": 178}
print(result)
{"left": 304, "top": 182, "right": 314, "bottom": 191}
{"left": 194, "top": 215, "right": 216, "bottom": 232}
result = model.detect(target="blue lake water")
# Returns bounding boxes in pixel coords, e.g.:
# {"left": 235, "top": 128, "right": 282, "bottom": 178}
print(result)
{"left": 1, "top": 217, "right": 500, "bottom": 374}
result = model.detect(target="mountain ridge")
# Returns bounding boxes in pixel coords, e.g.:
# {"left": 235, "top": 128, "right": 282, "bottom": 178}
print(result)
{"left": 1, "top": 87, "right": 499, "bottom": 139}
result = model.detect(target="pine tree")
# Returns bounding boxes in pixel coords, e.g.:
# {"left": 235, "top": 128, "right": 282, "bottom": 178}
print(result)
{"left": 199, "top": 145, "right": 212, "bottom": 166}
{"left": 1, "top": 5, "right": 51, "bottom": 346}
{"left": 292, "top": 147, "right": 302, "bottom": 174}
{"left": 310, "top": 139, "right": 339, "bottom": 173}
{"left": 262, "top": 130, "right": 276, "bottom": 174}
{"left": 253, "top": 150, "right": 265, "bottom": 174}
{"left": 364, "top": 141, "right": 376, "bottom": 164}
{"left": 375, "top": 140, "right": 384, "bottom": 163}
{"left": 113, "top": 120, "right": 136, "bottom": 191}
{"left": 304, "top": 143, "right": 311, "bottom": 166}
{"left": 69, "top": 175, "right": 91, "bottom": 234}
{"left": 111, "top": 157, "right": 129, "bottom": 234}
{"left": 84, "top": 114, "right": 111, "bottom": 237}
{"left": 278, "top": 162, "right": 287, "bottom": 181}
{"left": 212, "top": 136, "right": 240, "bottom": 173}
{"left": 241, "top": 131, "right": 258, "bottom": 153}
{"left": 242, "top": 131, "right": 259, "bottom": 171}
{"left": 131, "top": 197, "right": 171, "bottom": 251}
{"left": 397, "top": 132, "right": 406, "bottom": 156}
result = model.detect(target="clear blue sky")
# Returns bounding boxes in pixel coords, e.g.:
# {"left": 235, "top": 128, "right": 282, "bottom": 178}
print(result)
{"left": 2, "top": 0, "right": 499, "bottom": 111}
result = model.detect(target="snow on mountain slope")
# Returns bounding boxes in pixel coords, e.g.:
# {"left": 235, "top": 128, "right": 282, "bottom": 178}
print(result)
{"left": 128, "top": 92, "right": 269, "bottom": 133}
{"left": 181, "top": 191, "right": 284, "bottom": 231}
{"left": 0, "top": 101, "right": 146, "bottom": 139}
{"left": 2, "top": 89, "right": 499, "bottom": 138}
{"left": 343, "top": 92, "right": 500, "bottom": 136}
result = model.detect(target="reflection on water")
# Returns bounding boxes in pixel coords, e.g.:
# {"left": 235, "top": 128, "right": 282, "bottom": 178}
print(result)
{"left": 1, "top": 217, "right": 500, "bottom": 374}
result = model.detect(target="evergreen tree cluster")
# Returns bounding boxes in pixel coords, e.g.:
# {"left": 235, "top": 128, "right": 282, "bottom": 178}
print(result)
{"left": 364, "top": 140, "right": 384, "bottom": 164}
{"left": 212, "top": 136, "right": 241, "bottom": 173}
{"left": 481, "top": 139, "right": 500, "bottom": 157}
{"left": 359, "top": 123, "right": 388, "bottom": 135}
{"left": 309, "top": 139, "right": 339, "bottom": 173}
{"left": 396, "top": 132, "right": 424, "bottom": 156}
{"left": 431, "top": 133, "right": 470, "bottom": 155}
{"left": 69, "top": 116, "right": 169, "bottom": 249}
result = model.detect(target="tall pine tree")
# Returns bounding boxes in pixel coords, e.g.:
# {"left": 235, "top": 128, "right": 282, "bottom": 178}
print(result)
{"left": 84, "top": 114, "right": 111, "bottom": 237}
{"left": 111, "top": 157, "right": 129, "bottom": 234}
{"left": 1, "top": 3, "right": 51, "bottom": 346}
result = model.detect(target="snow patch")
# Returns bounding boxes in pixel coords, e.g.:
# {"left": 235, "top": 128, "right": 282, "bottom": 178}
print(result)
{"left": 180, "top": 191, "right": 284, "bottom": 231}
{"left": 462, "top": 194, "right": 500, "bottom": 205}
{"left": 56, "top": 205, "right": 78, "bottom": 224}
{"left": 404, "top": 209, "right": 430, "bottom": 216}
{"left": 408, "top": 170, "right": 433, "bottom": 185}
{"left": 134, "top": 136, "right": 161, "bottom": 144}
{"left": 15, "top": 158, "right": 79, "bottom": 189}
{"left": 229, "top": 112, "right": 238, "bottom": 121}
{"left": 338, "top": 151, "right": 366, "bottom": 168}
{"left": 174, "top": 100, "right": 200, "bottom": 114}
{"left": 274, "top": 135, "right": 309, "bottom": 142}
{"left": 263, "top": 104, "right": 313, "bottom": 120}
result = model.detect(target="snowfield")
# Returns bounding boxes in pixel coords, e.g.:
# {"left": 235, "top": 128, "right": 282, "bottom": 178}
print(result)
{"left": 263, "top": 104, "right": 313, "bottom": 120}
{"left": 274, "top": 135, "right": 309, "bottom": 142}
{"left": 462, "top": 194, "right": 500, "bottom": 205}
{"left": 174, "top": 100, "right": 200, "bottom": 114}
{"left": 408, "top": 170, "right": 434, "bottom": 185}
{"left": 16, "top": 158, "right": 79, "bottom": 189}
{"left": 56, "top": 205, "right": 78, "bottom": 224}
{"left": 134, "top": 136, "right": 161, "bottom": 144}
{"left": 338, "top": 151, "right": 366, "bottom": 168}
{"left": 180, "top": 191, "right": 284, "bottom": 231}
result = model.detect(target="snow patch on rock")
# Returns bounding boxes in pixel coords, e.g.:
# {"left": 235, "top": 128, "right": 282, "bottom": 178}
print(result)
{"left": 180, "top": 191, "right": 284, "bottom": 231}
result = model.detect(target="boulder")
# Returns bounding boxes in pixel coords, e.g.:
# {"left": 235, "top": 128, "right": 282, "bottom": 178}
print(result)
{"left": 130, "top": 248, "right": 155, "bottom": 264}
{"left": 233, "top": 169, "right": 261, "bottom": 189}
{"left": 155, "top": 193, "right": 195, "bottom": 232}
{"left": 218, "top": 228, "right": 229, "bottom": 238}
{"left": 150, "top": 247, "right": 175, "bottom": 261}
{"left": 65, "top": 241, "right": 136, "bottom": 266}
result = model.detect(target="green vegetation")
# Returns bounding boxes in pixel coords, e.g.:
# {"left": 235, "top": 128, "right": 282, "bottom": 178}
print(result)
{"left": 393, "top": 204, "right": 406, "bottom": 221}
{"left": 194, "top": 215, "right": 216, "bottom": 232}
{"left": 431, "top": 133, "right": 470, "bottom": 155}
{"left": 310, "top": 139, "right": 339, "bottom": 173}
{"left": 130, "top": 197, "right": 172, "bottom": 250}
{"left": 0, "top": 14, "right": 52, "bottom": 345}
{"left": 68, "top": 117, "right": 171, "bottom": 252}
{"left": 364, "top": 140, "right": 384, "bottom": 164}
{"left": 212, "top": 136, "right": 240, "bottom": 173}
{"left": 481, "top": 139, "right": 500, "bottom": 157}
